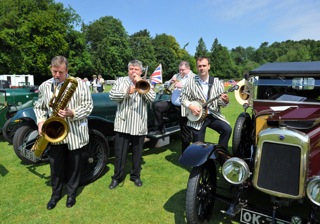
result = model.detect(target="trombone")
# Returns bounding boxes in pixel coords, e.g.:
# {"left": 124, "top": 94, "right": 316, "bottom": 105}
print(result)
{"left": 135, "top": 66, "right": 150, "bottom": 94}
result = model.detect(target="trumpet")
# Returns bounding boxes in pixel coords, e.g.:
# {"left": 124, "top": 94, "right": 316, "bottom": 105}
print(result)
{"left": 165, "top": 76, "right": 180, "bottom": 94}
{"left": 134, "top": 66, "right": 150, "bottom": 94}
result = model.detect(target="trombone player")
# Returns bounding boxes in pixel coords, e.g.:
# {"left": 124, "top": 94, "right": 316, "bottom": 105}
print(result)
{"left": 34, "top": 56, "right": 93, "bottom": 210}
{"left": 109, "top": 60, "right": 156, "bottom": 189}
{"left": 149, "top": 60, "right": 195, "bottom": 153}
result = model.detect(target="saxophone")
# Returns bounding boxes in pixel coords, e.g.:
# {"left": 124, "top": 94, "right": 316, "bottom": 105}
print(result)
{"left": 31, "top": 77, "right": 78, "bottom": 157}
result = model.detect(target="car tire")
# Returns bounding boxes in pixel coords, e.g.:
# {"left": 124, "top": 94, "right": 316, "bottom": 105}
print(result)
{"left": 2, "top": 118, "right": 29, "bottom": 144}
{"left": 79, "top": 129, "right": 109, "bottom": 186}
{"left": 186, "top": 161, "right": 216, "bottom": 224}
{"left": 12, "top": 125, "right": 38, "bottom": 164}
{"left": 232, "top": 112, "right": 253, "bottom": 158}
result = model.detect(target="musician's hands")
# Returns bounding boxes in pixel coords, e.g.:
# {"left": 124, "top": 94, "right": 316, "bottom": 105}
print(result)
{"left": 132, "top": 73, "right": 142, "bottom": 83}
{"left": 189, "top": 104, "right": 201, "bottom": 116}
{"left": 220, "top": 93, "right": 229, "bottom": 104}
{"left": 127, "top": 85, "right": 135, "bottom": 94}
{"left": 175, "top": 81, "right": 182, "bottom": 88}
{"left": 38, "top": 121, "right": 44, "bottom": 135}
{"left": 58, "top": 108, "right": 74, "bottom": 118}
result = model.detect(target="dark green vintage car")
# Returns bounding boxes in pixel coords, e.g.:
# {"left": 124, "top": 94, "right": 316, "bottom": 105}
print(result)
{"left": 8, "top": 91, "right": 179, "bottom": 186}
{"left": 0, "top": 87, "right": 38, "bottom": 140}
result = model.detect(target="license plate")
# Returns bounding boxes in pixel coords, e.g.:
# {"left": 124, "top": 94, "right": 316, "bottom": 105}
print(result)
{"left": 240, "top": 208, "right": 290, "bottom": 224}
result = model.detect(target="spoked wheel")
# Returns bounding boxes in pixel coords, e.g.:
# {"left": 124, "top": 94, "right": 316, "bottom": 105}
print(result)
{"left": 186, "top": 162, "right": 217, "bottom": 224}
{"left": 12, "top": 126, "right": 39, "bottom": 164}
{"left": 232, "top": 112, "right": 253, "bottom": 158}
{"left": 79, "top": 129, "right": 109, "bottom": 186}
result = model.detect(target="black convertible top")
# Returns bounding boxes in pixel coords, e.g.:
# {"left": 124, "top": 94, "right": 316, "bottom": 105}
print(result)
{"left": 250, "top": 61, "right": 320, "bottom": 75}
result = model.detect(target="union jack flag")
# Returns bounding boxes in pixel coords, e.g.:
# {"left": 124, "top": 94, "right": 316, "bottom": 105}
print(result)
{"left": 150, "top": 64, "right": 162, "bottom": 86}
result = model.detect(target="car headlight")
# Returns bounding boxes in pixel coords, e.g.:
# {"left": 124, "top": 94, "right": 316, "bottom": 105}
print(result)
{"left": 306, "top": 177, "right": 320, "bottom": 206}
{"left": 222, "top": 157, "right": 250, "bottom": 184}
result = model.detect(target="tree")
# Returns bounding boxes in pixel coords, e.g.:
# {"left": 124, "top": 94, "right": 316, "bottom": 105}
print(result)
{"left": 152, "top": 34, "right": 181, "bottom": 80}
{"left": 129, "top": 29, "right": 157, "bottom": 73}
{"left": 83, "top": 16, "right": 132, "bottom": 78}
{"left": 209, "top": 38, "right": 236, "bottom": 79}
{"left": 194, "top": 38, "right": 209, "bottom": 59}
{"left": 0, "top": 0, "right": 81, "bottom": 76}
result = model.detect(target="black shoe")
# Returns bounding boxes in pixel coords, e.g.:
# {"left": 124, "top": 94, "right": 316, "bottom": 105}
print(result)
{"left": 66, "top": 197, "right": 76, "bottom": 208}
{"left": 109, "top": 179, "right": 119, "bottom": 189}
{"left": 130, "top": 178, "right": 143, "bottom": 187}
{"left": 47, "top": 198, "right": 59, "bottom": 210}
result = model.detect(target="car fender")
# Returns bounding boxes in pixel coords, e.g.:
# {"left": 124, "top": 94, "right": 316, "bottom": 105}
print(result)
{"left": 11, "top": 106, "right": 36, "bottom": 123}
{"left": 179, "top": 142, "right": 232, "bottom": 168}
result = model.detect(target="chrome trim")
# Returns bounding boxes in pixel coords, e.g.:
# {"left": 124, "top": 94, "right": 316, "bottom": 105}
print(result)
{"left": 253, "top": 127, "right": 309, "bottom": 199}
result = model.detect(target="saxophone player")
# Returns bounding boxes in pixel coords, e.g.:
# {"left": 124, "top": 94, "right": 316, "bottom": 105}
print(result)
{"left": 149, "top": 60, "right": 195, "bottom": 153}
{"left": 34, "top": 56, "right": 93, "bottom": 210}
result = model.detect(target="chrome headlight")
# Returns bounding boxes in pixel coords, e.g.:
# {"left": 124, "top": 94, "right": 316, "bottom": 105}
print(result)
{"left": 222, "top": 157, "right": 250, "bottom": 184}
{"left": 306, "top": 177, "right": 320, "bottom": 206}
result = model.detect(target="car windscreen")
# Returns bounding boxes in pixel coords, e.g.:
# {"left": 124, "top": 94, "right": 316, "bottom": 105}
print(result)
{"left": 254, "top": 77, "right": 320, "bottom": 102}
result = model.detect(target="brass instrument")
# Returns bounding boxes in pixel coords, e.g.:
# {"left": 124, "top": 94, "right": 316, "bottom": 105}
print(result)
{"left": 234, "top": 79, "right": 253, "bottom": 105}
{"left": 164, "top": 77, "right": 179, "bottom": 94}
{"left": 31, "top": 77, "right": 78, "bottom": 157}
{"left": 135, "top": 66, "right": 150, "bottom": 94}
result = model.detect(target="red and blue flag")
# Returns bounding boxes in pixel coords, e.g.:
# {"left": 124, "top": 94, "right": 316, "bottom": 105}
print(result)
{"left": 150, "top": 64, "right": 162, "bottom": 86}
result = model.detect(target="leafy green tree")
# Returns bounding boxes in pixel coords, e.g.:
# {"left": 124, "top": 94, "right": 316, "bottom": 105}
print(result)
{"left": 209, "top": 38, "right": 236, "bottom": 79}
{"left": 129, "top": 29, "right": 157, "bottom": 73}
{"left": 83, "top": 16, "right": 132, "bottom": 78}
{"left": 195, "top": 38, "right": 209, "bottom": 59}
{"left": 152, "top": 34, "right": 181, "bottom": 80}
{"left": 0, "top": 0, "right": 81, "bottom": 75}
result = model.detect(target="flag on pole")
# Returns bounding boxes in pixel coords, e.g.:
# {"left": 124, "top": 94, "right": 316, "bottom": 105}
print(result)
{"left": 150, "top": 64, "right": 162, "bottom": 86}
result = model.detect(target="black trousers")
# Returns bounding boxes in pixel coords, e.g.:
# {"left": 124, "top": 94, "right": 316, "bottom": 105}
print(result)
{"left": 152, "top": 101, "right": 192, "bottom": 152}
{"left": 48, "top": 144, "right": 83, "bottom": 199}
{"left": 192, "top": 115, "right": 232, "bottom": 149}
{"left": 112, "top": 132, "right": 145, "bottom": 181}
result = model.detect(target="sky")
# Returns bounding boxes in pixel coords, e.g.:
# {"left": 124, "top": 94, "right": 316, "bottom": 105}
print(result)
{"left": 57, "top": 0, "right": 320, "bottom": 55}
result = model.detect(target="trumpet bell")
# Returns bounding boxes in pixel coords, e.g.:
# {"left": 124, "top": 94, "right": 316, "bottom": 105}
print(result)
{"left": 135, "top": 80, "right": 150, "bottom": 94}
{"left": 234, "top": 79, "right": 252, "bottom": 105}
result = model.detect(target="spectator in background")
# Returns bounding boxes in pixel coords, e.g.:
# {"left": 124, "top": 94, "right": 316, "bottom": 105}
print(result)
{"left": 83, "top": 78, "right": 91, "bottom": 88}
{"left": 96, "top": 74, "right": 105, "bottom": 93}
{"left": 92, "top": 75, "right": 98, "bottom": 93}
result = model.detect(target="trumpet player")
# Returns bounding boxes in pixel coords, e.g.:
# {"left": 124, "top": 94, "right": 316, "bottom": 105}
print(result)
{"left": 109, "top": 60, "right": 156, "bottom": 190}
{"left": 149, "top": 60, "right": 195, "bottom": 153}
{"left": 34, "top": 56, "right": 93, "bottom": 210}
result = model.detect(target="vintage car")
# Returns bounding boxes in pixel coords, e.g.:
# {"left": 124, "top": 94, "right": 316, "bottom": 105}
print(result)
{"left": 9, "top": 89, "right": 179, "bottom": 186}
{"left": 0, "top": 86, "right": 38, "bottom": 139}
{"left": 179, "top": 61, "right": 320, "bottom": 224}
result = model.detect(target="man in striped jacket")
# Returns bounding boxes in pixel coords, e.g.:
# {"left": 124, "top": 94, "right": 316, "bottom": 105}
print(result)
{"left": 180, "top": 56, "right": 232, "bottom": 150}
{"left": 34, "top": 56, "right": 93, "bottom": 210}
{"left": 109, "top": 60, "right": 156, "bottom": 189}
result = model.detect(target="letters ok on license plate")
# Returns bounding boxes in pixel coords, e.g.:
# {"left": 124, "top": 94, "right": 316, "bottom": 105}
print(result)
{"left": 240, "top": 208, "right": 290, "bottom": 224}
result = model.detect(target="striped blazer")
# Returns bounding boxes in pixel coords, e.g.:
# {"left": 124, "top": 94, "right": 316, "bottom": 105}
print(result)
{"left": 110, "top": 77, "right": 156, "bottom": 135}
{"left": 180, "top": 75, "right": 229, "bottom": 130}
{"left": 34, "top": 77, "right": 93, "bottom": 150}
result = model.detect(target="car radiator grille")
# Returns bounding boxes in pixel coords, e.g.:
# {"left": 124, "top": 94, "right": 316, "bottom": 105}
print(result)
{"left": 257, "top": 142, "right": 301, "bottom": 196}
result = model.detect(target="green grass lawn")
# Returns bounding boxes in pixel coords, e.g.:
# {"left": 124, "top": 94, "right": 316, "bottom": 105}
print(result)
{"left": 0, "top": 87, "right": 243, "bottom": 224}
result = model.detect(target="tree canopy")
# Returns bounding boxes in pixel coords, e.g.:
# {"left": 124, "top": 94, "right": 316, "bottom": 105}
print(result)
{"left": 1, "top": 0, "right": 320, "bottom": 83}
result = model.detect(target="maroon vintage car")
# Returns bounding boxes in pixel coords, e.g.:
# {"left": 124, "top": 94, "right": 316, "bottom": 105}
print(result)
{"left": 179, "top": 61, "right": 320, "bottom": 224}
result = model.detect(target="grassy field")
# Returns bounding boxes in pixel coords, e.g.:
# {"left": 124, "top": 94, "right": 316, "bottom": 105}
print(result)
{"left": 0, "top": 86, "right": 244, "bottom": 224}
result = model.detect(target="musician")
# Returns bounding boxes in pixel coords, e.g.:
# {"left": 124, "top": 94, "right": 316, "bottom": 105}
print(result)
{"left": 150, "top": 60, "right": 195, "bottom": 153}
{"left": 34, "top": 56, "right": 93, "bottom": 210}
{"left": 108, "top": 60, "right": 156, "bottom": 190}
{"left": 180, "top": 56, "right": 232, "bottom": 149}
